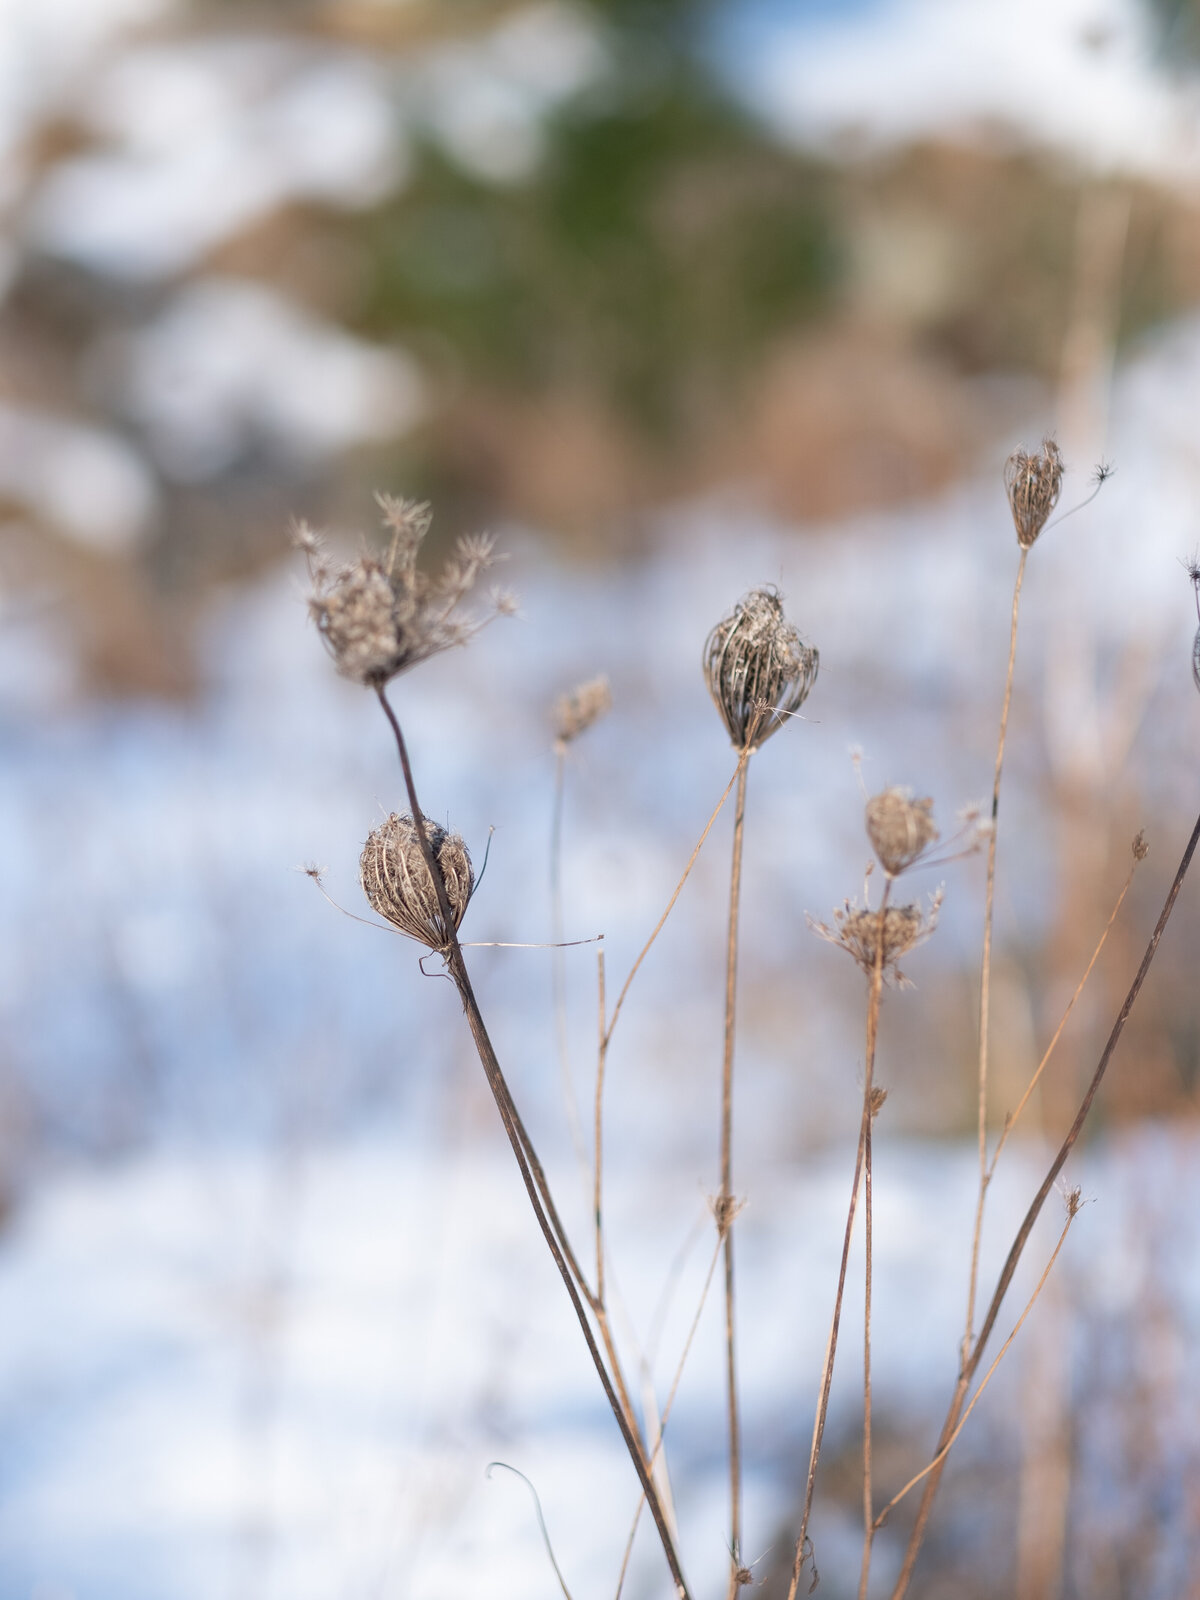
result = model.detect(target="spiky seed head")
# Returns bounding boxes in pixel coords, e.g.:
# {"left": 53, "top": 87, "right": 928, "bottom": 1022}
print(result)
{"left": 865, "top": 788, "right": 939, "bottom": 877}
{"left": 703, "top": 587, "right": 818, "bottom": 752}
{"left": 554, "top": 676, "right": 612, "bottom": 748}
{"left": 1004, "top": 438, "right": 1064, "bottom": 549}
{"left": 360, "top": 814, "right": 473, "bottom": 949}
{"left": 807, "top": 890, "right": 942, "bottom": 987}
{"left": 301, "top": 499, "right": 509, "bottom": 687}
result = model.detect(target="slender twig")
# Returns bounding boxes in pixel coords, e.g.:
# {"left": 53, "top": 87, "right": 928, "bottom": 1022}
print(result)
{"left": 964, "top": 547, "right": 1028, "bottom": 1365}
{"left": 374, "top": 686, "right": 692, "bottom": 1600}
{"left": 889, "top": 804, "right": 1200, "bottom": 1599}
{"left": 486, "top": 1461, "right": 576, "bottom": 1600}
{"left": 787, "top": 884, "right": 892, "bottom": 1600}
{"left": 988, "top": 856, "right": 1137, "bottom": 1177}
{"left": 721, "top": 756, "right": 750, "bottom": 1599}
{"left": 550, "top": 742, "right": 589, "bottom": 1167}
{"left": 857, "top": 887, "right": 890, "bottom": 1600}
{"left": 615, "top": 1232, "right": 726, "bottom": 1600}
{"left": 605, "top": 752, "right": 748, "bottom": 1048}
{"left": 875, "top": 1206, "right": 1077, "bottom": 1528}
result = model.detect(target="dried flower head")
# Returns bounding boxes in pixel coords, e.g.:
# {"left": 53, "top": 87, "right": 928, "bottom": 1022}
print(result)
{"left": 865, "top": 788, "right": 939, "bottom": 877}
{"left": 703, "top": 587, "right": 818, "bottom": 752}
{"left": 1132, "top": 830, "right": 1148, "bottom": 863}
{"left": 808, "top": 889, "right": 943, "bottom": 987}
{"left": 1004, "top": 438, "right": 1064, "bottom": 549}
{"left": 554, "top": 675, "right": 612, "bottom": 748}
{"left": 360, "top": 813, "right": 473, "bottom": 950}
{"left": 299, "top": 496, "right": 512, "bottom": 687}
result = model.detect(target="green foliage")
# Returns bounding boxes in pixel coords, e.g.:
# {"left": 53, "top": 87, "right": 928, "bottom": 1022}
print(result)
{"left": 353, "top": 49, "right": 839, "bottom": 437}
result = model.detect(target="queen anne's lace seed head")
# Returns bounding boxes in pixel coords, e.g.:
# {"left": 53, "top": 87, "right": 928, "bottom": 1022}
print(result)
{"left": 360, "top": 814, "right": 473, "bottom": 950}
{"left": 865, "top": 789, "right": 939, "bottom": 878}
{"left": 703, "top": 587, "right": 818, "bottom": 752}
{"left": 1004, "top": 438, "right": 1063, "bottom": 549}
{"left": 299, "top": 496, "right": 513, "bottom": 687}
{"left": 554, "top": 676, "right": 612, "bottom": 748}
{"left": 807, "top": 890, "right": 942, "bottom": 988}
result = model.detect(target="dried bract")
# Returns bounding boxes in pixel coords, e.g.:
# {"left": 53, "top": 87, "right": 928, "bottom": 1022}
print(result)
{"left": 865, "top": 788, "right": 939, "bottom": 877}
{"left": 703, "top": 587, "right": 818, "bottom": 751}
{"left": 554, "top": 675, "right": 612, "bottom": 748}
{"left": 299, "top": 496, "right": 508, "bottom": 687}
{"left": 360, "top": 813, "right": 473, "bottom": 950}
{"left": 808, "top": 890, "right": 943, "bottom": 987}
{"left": 1004, "top": 438, "right": 1064, "bottom": 549}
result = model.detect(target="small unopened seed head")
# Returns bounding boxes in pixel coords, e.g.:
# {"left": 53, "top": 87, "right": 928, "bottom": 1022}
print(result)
{"left": 865, "top": 788, "right": 939, "bottom": 877}
{"left": 554, "top": 675, "right": 612, "bottom": 748}
{"left": 1004, "top": 437, "right": 1063, "bottom": 549}
{"left": 1132, "top": 830, "right": 1148, "bottom": 863}
{"left": 703, "top": 587, "right": 818, "bottom": 752}
{"left": 360, "top": 813, "right": 473, "bottom": 950}
{"left": 1192, "top": 624, "right": 1200, "bottom": 696}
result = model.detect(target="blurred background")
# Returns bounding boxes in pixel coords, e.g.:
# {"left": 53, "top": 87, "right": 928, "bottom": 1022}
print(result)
{"left": 4, "top": 0, "right": 1200, "bottom": 1596}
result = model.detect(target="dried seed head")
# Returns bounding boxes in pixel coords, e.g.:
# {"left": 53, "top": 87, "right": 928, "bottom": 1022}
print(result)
{"left": 865, "top": 788, "right": 939, "bottom": 877}
{"left": 703, "top": 587, "right": 818, "bottom": 752}
{"left": 301, "top": 497, "right": 509, "bottom": 686}
{"left": 808, "top": 889, "right": 943, "bottom": 988}
{"left": 1132, "top": 830, "right": 1148, "bottom": 863}
{"left": 554, "top": 675, "right": 612, "bottom": 748}
{"left": 360, "top": 813, "right": 473, "bottom": 950}
{"left": 1004, "top": 438, "right": 1064, "bottom": 549}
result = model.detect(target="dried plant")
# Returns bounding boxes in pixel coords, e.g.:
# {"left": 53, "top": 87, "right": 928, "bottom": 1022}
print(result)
{"left": 360, "top": 814, "right": 473, "bottom": 950}
{"left": 297, "top": 460, "right": 1199, "bottom": 1600}
{"left": 554, "top": 675, "right": 613, "bottom": 749}
{"left": 703, "top": 587, "right": 818, "bottom": 752}
{"left": 864, "top": 788, "right": 940, "bottom": 878}
{"left": 808, "top": 890, "right": 943, "bottom": 988}
{"left": 1004, "top": 437, "right": 1064, "bottom": 549}
{"left": 297, "top": 496, "right": 515, "bottom": 687}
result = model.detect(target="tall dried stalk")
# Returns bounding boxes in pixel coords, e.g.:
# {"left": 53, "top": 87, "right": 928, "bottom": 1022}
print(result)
{"left": 374, "top": 684, "right": 693, "bottom": 1600}
{"left": 963, "top": 543, "right": 1028, "bottom": 1361}
{"left": 720, "top": 755, "right": 749, "bottom": 1599}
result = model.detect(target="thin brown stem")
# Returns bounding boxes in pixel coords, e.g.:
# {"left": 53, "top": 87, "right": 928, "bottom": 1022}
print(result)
{"left": 965, "top": 546, "right": 1028, "bottom": 1364}
{"left": 605, "top": 751, "right": 748, "bottom": 1049}
{"left": 551, "top": 742, "right": 589, "bottom": 1167}
{"left": 876, "top": 1209, "right": 1076, "bottom": 1530}
{"left": 890, "top": 804, "right": 1200, "bottom": 1600}
{"left": 721, "top": 756, "right": 750, "bottom": 1599}
{"left": 858, "top": 888, "right": 889, "bottom": 1600}
{"left": 375, "top": 686, "right": 692, "bottom": 1600}
{"left": 988, "top": 859, "right": 1137, "bottom": 1178}
{"left": 615, "top": 1232, "right": 725, "bottom": 1600}
{"left": 787, "top": 886, "right": 891, "bottom": 1600}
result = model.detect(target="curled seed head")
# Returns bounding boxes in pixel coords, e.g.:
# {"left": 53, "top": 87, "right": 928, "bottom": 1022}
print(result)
{"left": 554, "top": 675, "right": 612, "bottom": 747}
{"left": 1004, "top": 437, "right": 1064, "bottom": 549}
{"left": 703, "top": 587, "right": 818, "bottom": 752}
{"left": 865, "top": 788, "right": 939, "bottom": 877}
{"left": 1004, "top": 438, "right": 1068, "bottom": 550}
{"left": 807, "top": 889, "right": 943, "bottom": 988}
{"left": 360, "top": 813, "right": 473, "bottom": 949}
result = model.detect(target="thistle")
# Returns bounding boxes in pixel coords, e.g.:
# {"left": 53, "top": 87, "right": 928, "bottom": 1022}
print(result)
{"left": 703, "top": 588, "right": 818, "bottom": 752}
{"left": 1004, "top": 438, "right": 1063, "bottom": 550}
{"left": 360, "top": 813, "right": 473, "bottom": 950}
